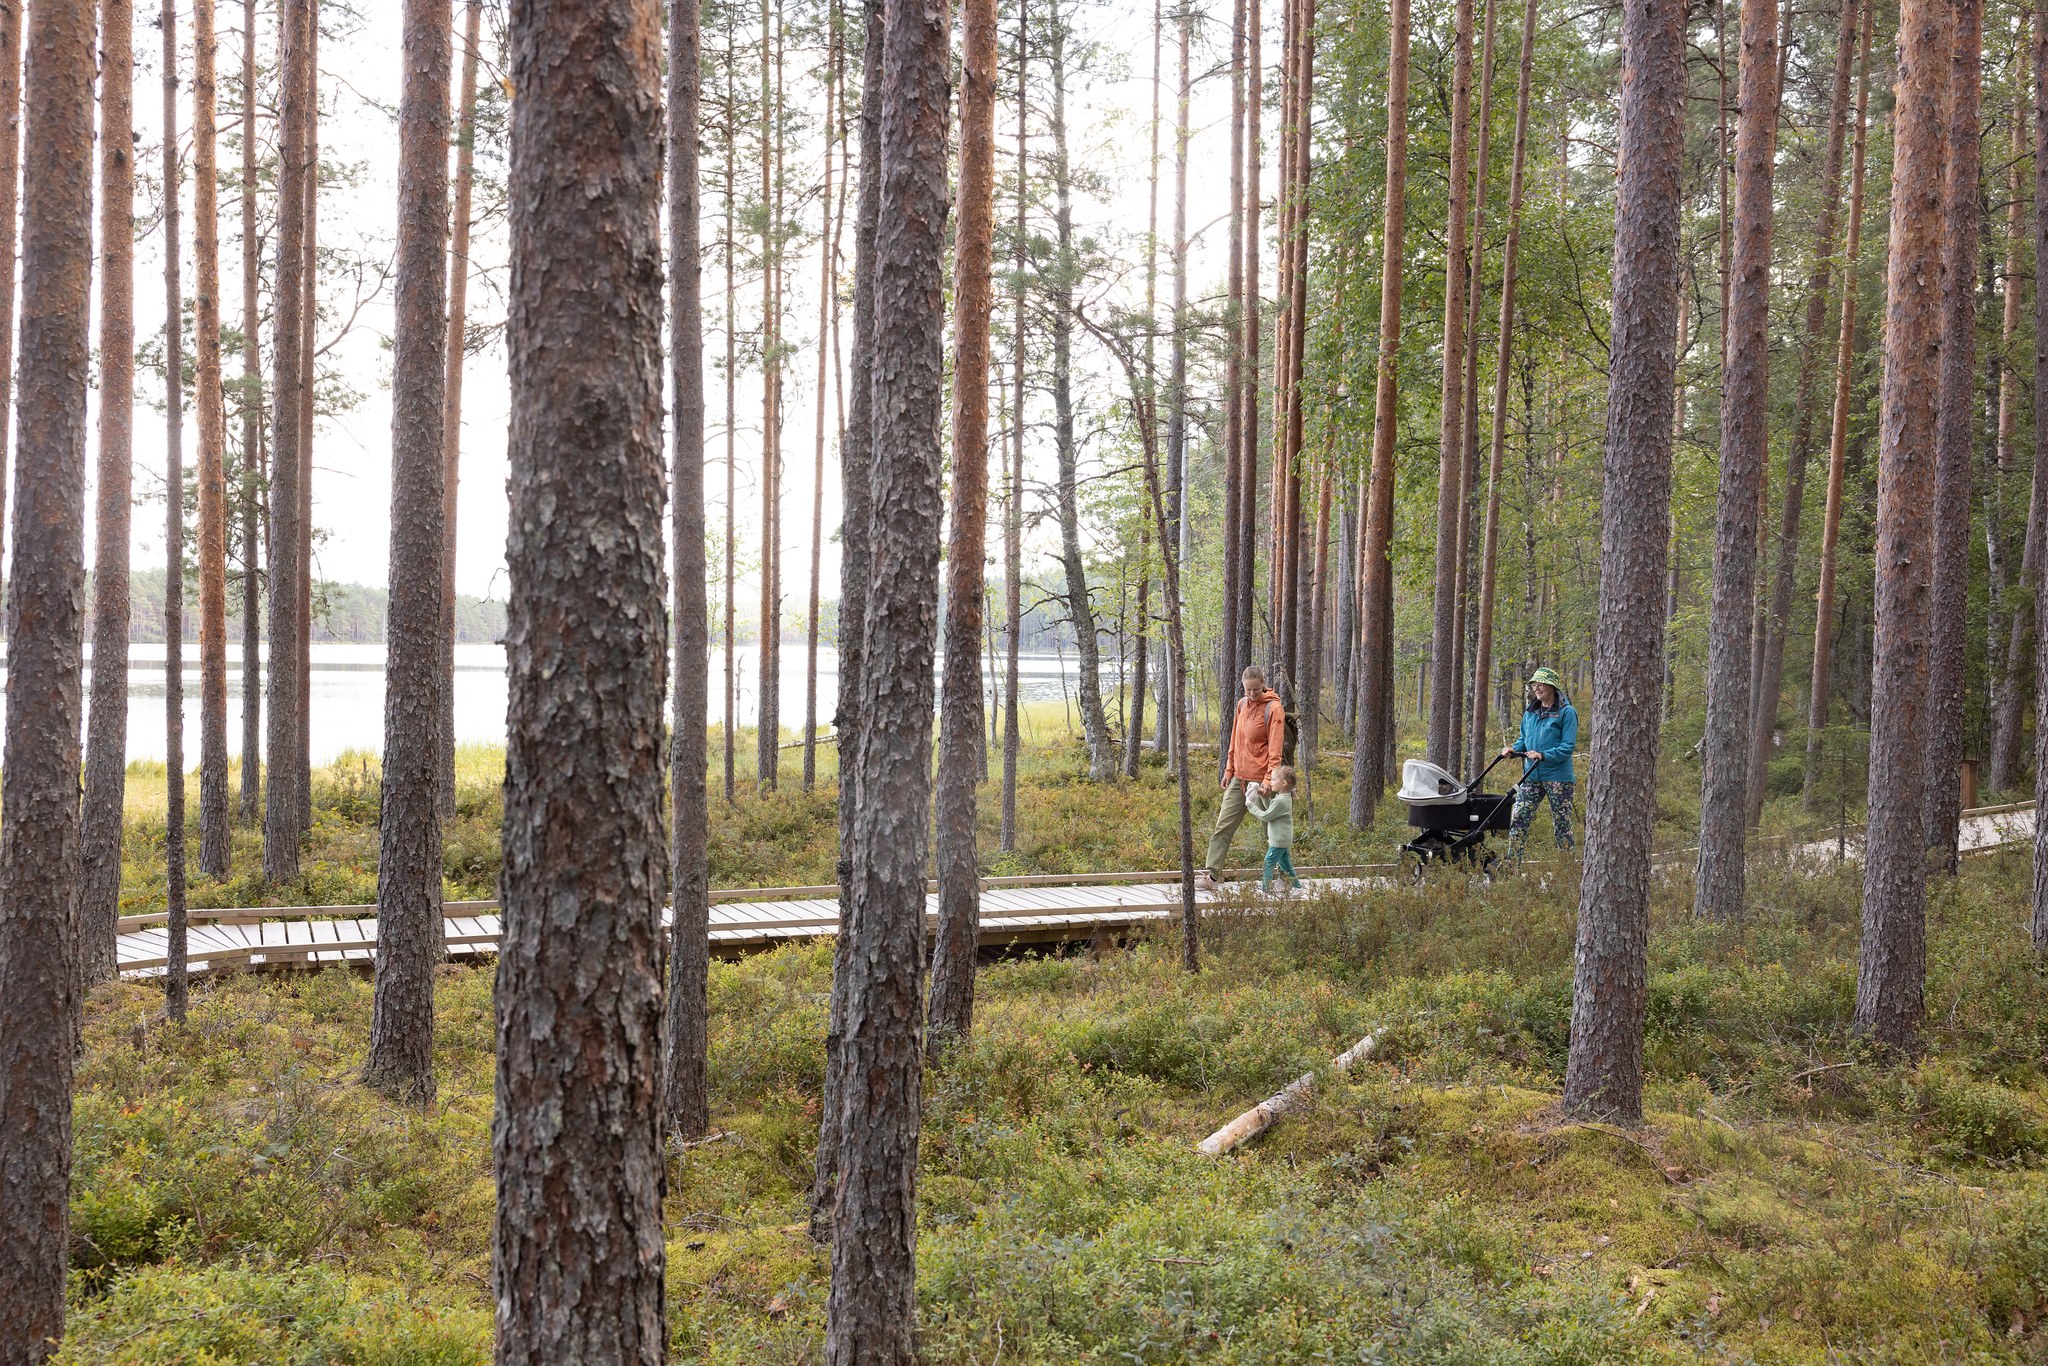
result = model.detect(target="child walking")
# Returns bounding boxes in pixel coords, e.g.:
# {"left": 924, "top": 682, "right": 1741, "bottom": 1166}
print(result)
{"left": 1246, "top": 765, "right": 1301, "bottom": 892}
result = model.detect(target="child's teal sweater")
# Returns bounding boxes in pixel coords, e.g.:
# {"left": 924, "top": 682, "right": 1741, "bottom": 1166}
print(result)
{"left": 1245, "top": 788, "right": 1293, "bottom": 849}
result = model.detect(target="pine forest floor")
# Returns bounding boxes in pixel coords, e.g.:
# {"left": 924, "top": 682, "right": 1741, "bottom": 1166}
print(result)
{"left": 60, "top": 718, "right": 2048, "bottom": 1363}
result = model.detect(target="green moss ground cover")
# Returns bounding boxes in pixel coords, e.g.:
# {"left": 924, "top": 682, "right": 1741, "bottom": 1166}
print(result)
{"left": 63, "top": 729, "right": 2048, "bottom": 1360}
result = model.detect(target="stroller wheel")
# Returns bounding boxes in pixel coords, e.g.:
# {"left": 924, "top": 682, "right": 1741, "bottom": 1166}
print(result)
{"left": 1400, "top": 849, "right": 1430, "bottom": 887}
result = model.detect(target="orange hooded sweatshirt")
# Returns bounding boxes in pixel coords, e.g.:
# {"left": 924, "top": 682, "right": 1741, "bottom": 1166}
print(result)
{"left": 1225, "top": 687, "right": 1286, "bottom": 785}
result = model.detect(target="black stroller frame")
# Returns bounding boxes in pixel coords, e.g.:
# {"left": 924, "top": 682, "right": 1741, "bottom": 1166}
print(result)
{"left": 1397, "top": 750, "right": 1529, "bottom": 882}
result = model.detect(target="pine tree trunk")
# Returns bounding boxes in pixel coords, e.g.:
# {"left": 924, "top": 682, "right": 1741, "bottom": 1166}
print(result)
{"left": 264, "top": 0, "right": 311, "bottom": 883}
{"left": 1427, "top": 0, "right": 1475, "bottom": 768}
{"left": 723, "top": 28, "right": 738, "bottom": 805}
{"left": 809, "top": 0, "right": 882, "bottom": 1243}
{"left": 1856, "top": 0, "right": 1950, "bottom": 1047}
{"left": 494, "top": 0, "right": 669, "bottom": 1356}
{"left": 2028, "top": 2, "right": 2048, "bottom": 951}
{"left": 1218, "top": 0, "right": 1246, "bottom": 775}
{"left": 439, "top": 0, "right": 482, "bottom": 818}
{"left": 930, "top": 0, "right": 998, "bottom": 1048}
{"left": 1925, "top": 0, "right": 1983, "bottom": 870}
{"left": 1748, "top": 0, "right": 1859, "bottom": 826}
{"left": 1558, "top": 0, "right": 1683, "bottom": 1126}
{"left": 822, "top": 0, "right": 949, "bottom": 1351}
{"left": 1350, "top": 0, "right": 1408, "bottom": 827}
{"left": 755, "top": 0, "right": 783, "bottom": 791}
{"left": 364, "top": 0, "right": 451, "bottom": 1108}
{"left": 1159, "top": 0, "right": 1190, "bottom": 769}
{"left": 1992, "top": 70, "right": 2032, "bottom": 792}
{"left": 1047, "top": 4, "right": 1113, "bottom": 781}
{"left": 665, "top": 0, "right": 713, "bottom": 1142}
{"left": 804, "top": 9, "right": 837, "bottom": 792}
{"left": 0, "top": 0, "right": 21, "bottom": 582}
{"left": 1803, "top": 0, "right": 1872, "bottom": 806}
{"left": 1692, "top": 0, "right": 1778, "bottom": 923}
{"left": 80, "top": 0, "right": 135, "bottom": 992}
{"left": 0, "top": 0, "right": 92, "bottom": 1350}
{"left": 1236, "top": 0, "right": 1260, "bottom": 680}
{"left": 1466, "top": 0, "right": 1537, "bottom": 779}
{"left": 238, "top": 0, "right": 262, "bottom": 822}
{"left": 163, "top": 0, "right": 191, "bottom": 1025}
{"left": 1000, "top": 2, "right": 1026, "bottom": 849}
{"left": 1450, "top": 0, "right": 1500, "bottom": 772}
{"left": 296, "top": 3, "right": 316, "bottom": 838}
{"left": 188, "top": 0, "right": 230, "bottom": 879}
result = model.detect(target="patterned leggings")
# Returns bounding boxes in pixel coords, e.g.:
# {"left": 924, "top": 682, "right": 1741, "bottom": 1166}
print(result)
{"left": 1508, "top": 781, "right": 1576, "bottom": 859}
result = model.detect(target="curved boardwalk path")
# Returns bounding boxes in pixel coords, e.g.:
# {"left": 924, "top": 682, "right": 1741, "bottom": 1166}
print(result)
{"left": 115, "top": 802, "right": 2038, "bottom": 980}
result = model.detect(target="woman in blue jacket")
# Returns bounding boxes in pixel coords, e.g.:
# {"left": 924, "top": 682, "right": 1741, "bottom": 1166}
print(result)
{"left": 1499, "top": 666, "right": 1578, "bottom": 860}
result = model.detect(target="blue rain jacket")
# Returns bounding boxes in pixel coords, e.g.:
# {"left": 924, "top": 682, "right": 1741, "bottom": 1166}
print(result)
{"left": 1515, "top": 698, "right": 1578, "bottom": 784}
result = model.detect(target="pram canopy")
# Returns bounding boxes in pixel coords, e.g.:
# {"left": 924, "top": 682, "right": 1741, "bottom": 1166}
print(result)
{"left": 1397, "top": 759, "right": 1466, "bottom": 805}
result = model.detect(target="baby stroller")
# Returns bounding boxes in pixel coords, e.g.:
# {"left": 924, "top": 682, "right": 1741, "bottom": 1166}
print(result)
{"left": 1394, "top": 751, "right": 1525, "bottom": 883}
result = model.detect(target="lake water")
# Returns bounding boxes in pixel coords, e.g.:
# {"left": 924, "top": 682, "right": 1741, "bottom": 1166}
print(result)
{"left": 2, "top": 642, "right": 1110, "bottom": 767}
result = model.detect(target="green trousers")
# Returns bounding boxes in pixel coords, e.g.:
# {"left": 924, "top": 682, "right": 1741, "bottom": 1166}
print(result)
{"left": 1204, "top": 779, "right": 1251, "bottom": 877}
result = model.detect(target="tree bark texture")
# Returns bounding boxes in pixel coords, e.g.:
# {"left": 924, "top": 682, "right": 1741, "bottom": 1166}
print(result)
{"left": 1803, "top": 0, "right": 1872, "bottom": 806}
{"left": 1000, "top": 0, "right": 1026, "bottom": 848}
{"left": 440, "top": 0, "right": 483, "bottom": 818}
{"left": 1924, "top": 0, "right": 1983, "bottom": 870}
{"left": 162, "top": 0, "right": 190, "bottom": 1025}
{"left": 1748, "top": 0, "right": 1858, "bottom": 825}
{"left": 0, "top": 1, "right": 93, "bottom": 1355}
{"left": 811, "top": 0, "right": 883, "bottom": 1242}
{"left": 81, "top": 0, "right": 134, "bottom": 992}
{"left": 1692, "top": 0, "right": 1777, "bottom": 923}
{"left": 930, "top": 0, "right": 997, "bottom": 1047}
{"left": 1856, "top": 0, "right": 1949, "bottom": 1048}
{"left": 295, "top": 2, "right": 316, "bottom": 839}
{"left": 755, "top": 0, "right": 783, "bottom": 792}
{"left": 1349, "top": 0, "right": 1407, "bottom": 828}
{"left": 1427, "top": 0, "right": 1475, "bottom": 768}
{"left": 1559, "top": 0, "right": 1684, "bottom": 1127}
{"left": 1466, "top": 0, "right": 1537, "bottom": 779}
{"left": 239, "top": 0, "right": 262, "bottom": 821}
{"left": 0, "top": 0, "right": 21, "bottom": 583}
{"left": 366, "top": 0, "right": 451, "bottom": 1108}
{"left": 2029, "top": 1, "right": 2048, "bottom": 951}
{"left": 264, "top": 0, "right": 311, "bottom": 882}
{"left": 804, "top": 15, "right": 837, "bottom": 793}
{"left": 1993, "top": 62, "right": 2034, "bottom": 791}
{"left": 665, "top": 0, "right": 712, "bottom": 1141}
{"left": 493, "top": 1, "right": 669, "bottom": 1359}
{"left": 193, "top": 0, "right": 231, "bottom": 877}
{"left": 823, "top": 0, "right": 950, "bottom": 1355}
{"left": 1218, "top": 0, "right": 1245, "bottom": 778}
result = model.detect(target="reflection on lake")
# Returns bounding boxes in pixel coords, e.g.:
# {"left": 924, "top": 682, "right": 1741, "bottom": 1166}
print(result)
{"left": 0, "top": 642, "right": 1107, "bottom": 767}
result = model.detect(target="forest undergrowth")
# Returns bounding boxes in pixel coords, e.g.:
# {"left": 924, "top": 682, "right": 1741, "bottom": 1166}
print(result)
{"left": 63, "top": 727, "right": 2048, "bottom": 1362}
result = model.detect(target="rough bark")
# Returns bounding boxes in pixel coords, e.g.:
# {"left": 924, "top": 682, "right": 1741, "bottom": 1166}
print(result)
{"left": 493, "top": 0, "right": 669, "bottom": 1358}
{"left": 1349, "top": 0, "right": 1408, "bottom": 827}
{"left": 0, "top": 1, "right": 93, "bottom": 1353}
{"left": 163, "top": 0, "right": 190, "bottom": 1026}
{"left": 239, "top": 0, "right": 262, "bottom": 821}
{"left": 440, "top": 0, "right": 482, "bottom": 818}
{"left": 665, "top": 0, "right": 712, "bottom": 1141}
{"left": 722, "top": 29, "right": 737, "bottom": 804}
{"left": 2030, "top": 2, "right": 2048, "bottom": 951}
{"left": 295, "top": 2, "right": 316, "bottom": 838}
{"left": 1692, "top": 0, "right": 1778, "bottom": 923}
{"left": 1559, "top": 0, "right": 1683, "bottom": 1126}
{"left": 1803, "top": 0, "right": 1872, "bottom": 805}
{"left": 1160, "top": 0, "right": 1190, "bottom": 770}
{"left": 81, "top": 0, "right": 134, "bottom": 992}
{"left": 263, "top": 0, "right": 310, "bottom": 882}
{"left": 823, "top": 0, "right": 950, "bottom": 1353}
{"left": 809, "top": 0, "right": 882, "bottom": 1243}
{"left": 1924, "top": 0, "right": 1983, "bottom": 870}
{"left": 1466, "top": 0, "right": 1537, "bottom": 778}
{"left": 1000, "top": 1, "right": 1026, "bottom": 850}
{"left": 930, "top": 0, "right": 996, "bottom": 1048}
{"left": 1427, "top": 0, "right": 1476, "bottom": 768}
{"left": 1235, "top": 0, "right": 1259, "bottom": 683}
{"left": 1856, "top": 0, "right": 1949, "bottom": 1048}
{"left": 1749, "top": 0, "right": 1859, "bottom": 824}
{"left": 0, "top": 0, "right": 20, "bottom": 580}
{"left": 365, "top": 0, "right": 451, "bottom": 1108}
{"left": 1218, "top": 0, "right": 1246, "bottom": 776}
{"left": 191, "top": 0, "right": 231, "bottom": 877}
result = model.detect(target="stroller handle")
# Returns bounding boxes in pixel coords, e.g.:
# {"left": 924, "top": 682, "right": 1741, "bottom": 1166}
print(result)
{"left": 1468, "top": 748, "right": 1536, "bottom": 791}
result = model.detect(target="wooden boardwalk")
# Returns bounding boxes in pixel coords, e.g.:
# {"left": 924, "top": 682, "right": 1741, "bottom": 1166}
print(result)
{"left": 113, "top": 869, "right": 1391, "bottom": 979}
{"left": 113, "top": 801, "right": 2041, "bottom": 980}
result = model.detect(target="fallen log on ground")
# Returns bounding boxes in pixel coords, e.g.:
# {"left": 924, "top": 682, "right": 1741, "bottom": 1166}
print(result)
{"left": 1197, "top": 1032, "right": 1379, "bottom": 1155}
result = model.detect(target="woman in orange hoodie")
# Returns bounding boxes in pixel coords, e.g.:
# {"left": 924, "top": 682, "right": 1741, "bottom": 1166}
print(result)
{"left": 1197, "top": 665, "right": 1289, "bottom": 889}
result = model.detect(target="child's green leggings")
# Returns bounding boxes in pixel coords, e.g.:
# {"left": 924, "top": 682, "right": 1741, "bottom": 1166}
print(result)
{"left": 1261, "top": 847, "right": 1300, "bottom": 891}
